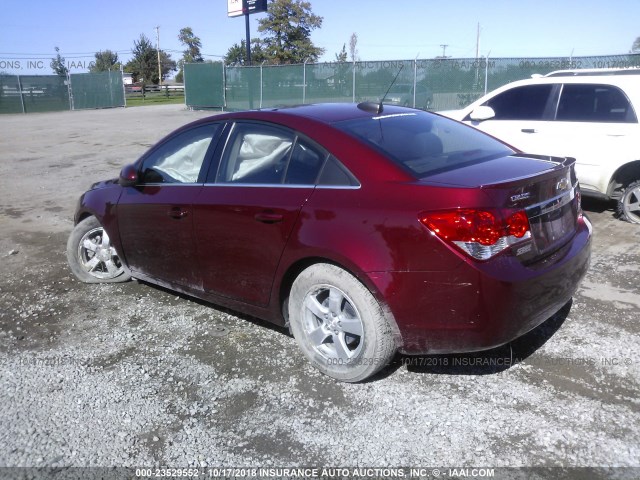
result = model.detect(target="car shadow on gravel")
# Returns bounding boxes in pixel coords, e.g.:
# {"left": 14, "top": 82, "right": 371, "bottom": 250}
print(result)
{"left": 385, "top": 300, "right": 572, "bottom": 378}
{"left": 134, "top": 279, "right": 571, "bottom": 381}
{"left": 133, "top": 279, "right": 291, "bottom": 337}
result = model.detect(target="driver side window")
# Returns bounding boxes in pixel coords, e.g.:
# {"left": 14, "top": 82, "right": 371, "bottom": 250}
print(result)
{"left": 139, "top": 124, "right": 219, "bottom": 184}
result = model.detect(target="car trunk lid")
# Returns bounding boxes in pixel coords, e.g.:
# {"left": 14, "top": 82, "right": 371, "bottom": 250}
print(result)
{"left": 421, "top": 154, "right": 581, "bottom": 262}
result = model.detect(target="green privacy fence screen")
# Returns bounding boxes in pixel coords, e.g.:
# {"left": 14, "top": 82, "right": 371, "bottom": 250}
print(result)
{"left": 70, "top": 71, "right": 125, "bottom": 110}
{"left": 184, "top": 62, "right": 224, "bottom": 109}
{"left": 0, "top": 71, "right": 124, "bottom": 114}
{"left": 0, "top": 75, "right": 70, "bottom": 113}
{"left": 185, "top": 54, "right": 640, "bottom": 111}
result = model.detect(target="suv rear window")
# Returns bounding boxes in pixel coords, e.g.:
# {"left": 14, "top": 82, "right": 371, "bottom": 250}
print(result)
{"left": 336, "top": 112, "right": 513, "bottom": 178}
{"left": 556, "top": 84, "right": 637, "bottom": 123}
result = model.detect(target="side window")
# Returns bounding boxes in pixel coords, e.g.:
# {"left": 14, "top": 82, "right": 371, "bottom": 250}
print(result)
{"left": 484, "top": 85, "right": 554, "bottom": 120}
{"left": 217, "top": 123, "right": 294, "bottom": 184}
{"left": 556, "top": 84, "right": 637, "bottom": 123}
{"left": 317, "top": 155, "right": 360, "bottom": 187}
{"left": 139, "top": 124, "right": 219, "bottom": 184}
{"left": 284, "top": 139, "right": 327, "bottom": 185}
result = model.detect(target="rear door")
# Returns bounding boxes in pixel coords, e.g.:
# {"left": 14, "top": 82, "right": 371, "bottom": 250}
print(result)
{"left": 463, "top": 84, "right": 559, "bottom": 153}
{"left": 537, "top": 83, "right": 639, "bottom": 193}
{"left": 117, "top": 123, "right": 222, "bottom": 288}
{"left": 193, "top": 122, "right": 327, "bottom": 306}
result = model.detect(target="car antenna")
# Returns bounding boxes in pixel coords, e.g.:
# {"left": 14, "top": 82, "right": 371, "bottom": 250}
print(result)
{"left": 358, "top": 64, "right": 405, "bottom": 115}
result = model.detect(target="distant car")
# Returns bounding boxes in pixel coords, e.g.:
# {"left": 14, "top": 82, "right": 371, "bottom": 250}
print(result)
{"left": 385, "top": 83, "right": 433, "bottom": 110}
{"left": 126, "top": 84, "right": 143, "bottom": 93}
{"left": 440, "top": 69, "right": 640, "bottom": 223}
{"left": 67, "top": 103, "right": 591, "bottom": 382}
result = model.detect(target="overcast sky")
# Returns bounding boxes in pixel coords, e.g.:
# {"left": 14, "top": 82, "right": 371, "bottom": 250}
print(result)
{"left": 1, "top": 0, "right": 638, "bottom": 75}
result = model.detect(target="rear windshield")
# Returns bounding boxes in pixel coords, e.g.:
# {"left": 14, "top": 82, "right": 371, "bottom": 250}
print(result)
{"left": 335, "top": 111, "right": 513, "bottom": 178}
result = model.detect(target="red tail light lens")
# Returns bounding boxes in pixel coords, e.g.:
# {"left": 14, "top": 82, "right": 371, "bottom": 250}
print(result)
{"left": 507, "top": 211, "right": 529, "bottom": 238}
{"left": 420, "top": 209, "right": 531, "bottom": 261}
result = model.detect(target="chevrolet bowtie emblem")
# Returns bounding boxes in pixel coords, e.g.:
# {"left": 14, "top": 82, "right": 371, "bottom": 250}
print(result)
{"left": 556, "top": 177, "right": 570, "bottom": 192}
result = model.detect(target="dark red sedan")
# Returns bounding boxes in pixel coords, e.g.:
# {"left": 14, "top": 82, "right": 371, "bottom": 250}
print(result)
{"left": 67, "top": 103, "right": 591, "bottom": 382}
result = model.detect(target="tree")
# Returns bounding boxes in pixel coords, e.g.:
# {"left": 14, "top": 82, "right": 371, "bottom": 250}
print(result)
{"left": 125, "top": 34, "right": 176, "bottom": 84}
{"left": 632, "top": 37, "right": 640, "bottom": 53}
{"left": 257, "top": 0, "right": 324, "bottom": 64}
{"left": 349, "top": 33, "right": 358, "bottom": 62}
{"left": 50, "top": 47, "right": 68, "bottom": 76}
{"left": 176, "top": 27, "right": 204, "bottom": 82}
{"left": 335, "top": 44, "right": 347, "bottom": 63}
{"left": 90, "top": 50, "right": 120, "bottom": 72}
{"left": 224, "top": 38, "right": 267, "bottom": 66}
{"left": 178, "top": 27, "right": 204, "bottom": 62}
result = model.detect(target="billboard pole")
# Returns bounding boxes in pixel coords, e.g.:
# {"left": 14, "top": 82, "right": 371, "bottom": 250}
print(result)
{"left": 245, "top": 13, "right": 252, "bottom": 66}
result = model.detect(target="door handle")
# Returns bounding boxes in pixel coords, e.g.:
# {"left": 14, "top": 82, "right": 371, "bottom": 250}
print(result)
{"left": 521, "top": 128, "right": 537, "bottom": 133}
{"left": 254, "top": 212, "right": 283, "bottom": 224}
{"left": 167, "top": 207, "right": 189, "bottom": 219}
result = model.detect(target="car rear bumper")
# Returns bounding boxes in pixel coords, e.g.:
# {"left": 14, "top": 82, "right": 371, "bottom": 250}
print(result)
{"left": 371, "top": 216, "right": 592, "bottom": 355}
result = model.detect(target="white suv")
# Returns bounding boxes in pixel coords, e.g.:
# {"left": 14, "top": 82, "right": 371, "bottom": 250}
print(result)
{"left": 440, "top": 69, "right": 640, "bottom": 224}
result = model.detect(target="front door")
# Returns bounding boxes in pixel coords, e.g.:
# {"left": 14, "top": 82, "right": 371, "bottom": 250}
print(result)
{"left": 117, "top": 123, "right": 221, "bottom": 288}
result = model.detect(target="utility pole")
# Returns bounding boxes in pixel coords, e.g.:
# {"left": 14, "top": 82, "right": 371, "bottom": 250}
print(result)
{"left": 156, "top": 26, "right": 162, "bottom": 85}
{"left": 440, "top": 44, "right": 448, "bottom": 58}
{"left": 475, "top": 23, "right": 481, "bottom": 89}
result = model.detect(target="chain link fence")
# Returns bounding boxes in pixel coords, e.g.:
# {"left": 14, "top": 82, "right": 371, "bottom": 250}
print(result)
{"left": 0, "top": 71, "right": 125, "bottom": 114}
{"left": 185, "top": 54, "right": 640, "bottom": 112}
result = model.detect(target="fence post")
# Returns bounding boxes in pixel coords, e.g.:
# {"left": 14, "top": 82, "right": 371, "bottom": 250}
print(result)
{"left": 121, "top": 66, "right": 127, "bottom": 108}
{"left": 260, "top": 61, "right": 265, "bottom": 109}
{"left": 413, "top": 57, "right": 418, "bottom": 108}
{"left": 67, "top": 71, "right": 74, "bottom": 111}
{"left": 16, "top": 75, "right": 26, "bottom": 114}
{"left": 183, "top": 64, "right": 187, "bottom": 109}
{"left": 223, "top": 63, "right": 227, "bottom": 111}
{"left": 108, "top": 69, "right": 114, "bottom": 107}
{"left": 303, "top": 59, "right": 308, "bottom": 104}
{"left": 352, "top": 61, "right": 356, "bottom": 103}
{"left": 484, "top": 53, "right": 490, "bottom": 95}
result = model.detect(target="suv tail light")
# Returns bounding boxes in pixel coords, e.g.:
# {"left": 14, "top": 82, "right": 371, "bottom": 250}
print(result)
{"left": 420, "top": 209, "right": 531, "bottom": 261}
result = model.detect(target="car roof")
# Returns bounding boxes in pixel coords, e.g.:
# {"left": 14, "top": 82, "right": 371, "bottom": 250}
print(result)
{"left": 254, "top": 102, "right": 415, "bottom": 124}
{"left": 544, "top": 68, "right": 640, "bottom": 77}
{"left": 500, "top": 74, "right": 640, "bottom": 88}
{"left": 460, "top": 74, "right": 640, "bottom": 113}
{"left": 182, "top": 103, "right": 422, "bottom": 183}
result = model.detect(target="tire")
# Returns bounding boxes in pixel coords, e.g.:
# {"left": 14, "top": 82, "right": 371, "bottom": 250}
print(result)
{"left": 288, "top": 263, "right": 396, "bottom": 382}
{"left": 617, "top": 180, "right": 640, "bottom": 225}
{"left": 66, "top": 216, "right": 131, "bottom": 283}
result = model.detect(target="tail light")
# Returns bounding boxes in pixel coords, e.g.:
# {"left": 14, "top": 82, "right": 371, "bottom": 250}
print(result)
{"left": 420, "top": 209, "right": 531, "bottom": 261}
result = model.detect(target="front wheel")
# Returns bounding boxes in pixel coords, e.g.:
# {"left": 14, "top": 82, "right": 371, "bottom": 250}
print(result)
{"left": 66, "top": 216, "right": 131, "bottom": 283}
{"left": 288, "top": 263, "right": 396, "bottom": 382}
{"left": 617, "top": 180, "right": 640, "bottom": 224}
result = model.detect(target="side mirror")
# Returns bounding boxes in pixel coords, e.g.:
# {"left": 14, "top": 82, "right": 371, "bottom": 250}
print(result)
{"left": 119, "top": 164, "right": 139, "bottom": 187}
{"left": 469, "top": 106, "right": 496, "bottom": 122}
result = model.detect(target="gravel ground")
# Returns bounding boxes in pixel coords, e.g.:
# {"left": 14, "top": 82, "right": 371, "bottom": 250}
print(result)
{"left": 0, "top": 105, "right": 639, "bottom": 471}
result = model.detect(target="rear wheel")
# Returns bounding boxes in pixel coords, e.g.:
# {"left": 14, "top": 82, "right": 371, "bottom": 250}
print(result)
{"left": 66, "top": 216, "right": 131, "bottom": 283}
{"left": 617, "top": 180, "right": 640, "bottom": 224}
{"left": 288, "top": 263, "right": 396, "bottom": 382}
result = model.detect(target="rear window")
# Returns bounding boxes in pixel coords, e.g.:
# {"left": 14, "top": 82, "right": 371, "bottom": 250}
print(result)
{"left": 556, "top": 84, "right": 637, "bottom": 123}
{"left": 336, "top": 111, "right": 513, "bottom": 178}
